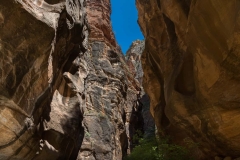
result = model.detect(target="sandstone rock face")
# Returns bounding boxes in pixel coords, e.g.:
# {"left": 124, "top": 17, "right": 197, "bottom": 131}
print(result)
{"left": 136, "top": 0, "right": 240, "bottom": 159}
{"left": 125, "top": 40, "right": 155, "bottom": 147}
{"left": 85, "top": 0, "right": 116, "bottom": 47}
{"left": 0, "top": 0, "right": 140, "bottom": 159}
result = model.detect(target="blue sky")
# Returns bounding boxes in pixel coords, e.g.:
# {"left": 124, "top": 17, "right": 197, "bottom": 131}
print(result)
{"left": 111, "top": 0, "right": 144, "bottom": 54}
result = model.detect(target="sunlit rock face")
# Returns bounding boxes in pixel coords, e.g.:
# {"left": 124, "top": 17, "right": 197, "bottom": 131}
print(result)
{"left": 126, "top": 40, "right": 144, "bottom": 85}
{"left": 0, "top": 0, "right": 141, "bottom": 159}
{"left": 136, "top": 0, "right": 240, "bottom": 159}
{"left": 85, "top": 0, "right": 116, "bottom": 47}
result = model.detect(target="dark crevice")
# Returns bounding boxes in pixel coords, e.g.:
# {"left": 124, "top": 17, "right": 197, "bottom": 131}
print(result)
{"left": 162, "top": 107, "right": 170, "bottom": 128}
{"left": 32, "top": 86, "right": 52, "bottom": 121}
{"left": 62, "top": 46, "right": 80, "bottom": 74}
{"left": 156, "top": 0, "right": 161, "bottom": 9}
{"left": 68, "top": 126, "right": 85, "bottom": 159}
{"left": 108, "top": 50, "right": 120, "bottom": 64}
{"left": 179, "top": 0, "right": 191, "bottom": 17}
{"left": 45, "top": 0, "right": 65, "bottom": 5}
{"left": 120, "top": 130, "right": 128, "bottom": 158}
{"left": 162, "top": 14, "right": 177, "bottom": 45}
{"left": 174, "top": 52, "right": 195, "bottom": 95}
{"left": 147, "top": 48, "right": 168, "bottom": 133}
{"left": 162, "top": 12, "right": 195, "bottom": 95}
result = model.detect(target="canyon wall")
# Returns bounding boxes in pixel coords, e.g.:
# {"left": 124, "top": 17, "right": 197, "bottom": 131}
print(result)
{"left": 125, "top": 40, "right": 155, "bottom": 139}
{"left": 0, "top": 0, "right": 141, "bottom": 159}
{"left": 136, "top": 0, "right": 240, "bottom": 159}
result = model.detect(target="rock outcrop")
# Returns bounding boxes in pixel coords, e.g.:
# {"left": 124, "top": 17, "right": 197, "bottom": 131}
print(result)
{"left": 0, "top": 0, "right": 141, "bottom": 159}
{"left": 126, "top": 40, "right": 144, "bottom": 85}
{"left": 125, "top": 40, "right": 155, "bottom": 138}
{"left": 136, "top": 0, "right": 240, "bottom": 159}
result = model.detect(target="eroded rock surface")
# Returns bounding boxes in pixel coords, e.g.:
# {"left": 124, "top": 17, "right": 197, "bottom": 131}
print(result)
{"left": 136, "top": 0, "right": 240, "bottom": 159}
{"left": 125, "top": 40, "right": 155, "bottom": 152}
{"left": 0, "top": 0, "right": 141, "bottom": 159}
{"left": 126, "top": 40, "right": 144, "bottom": 85}
{"left": 85, "top": 0, "right": 116, "bottom": 47}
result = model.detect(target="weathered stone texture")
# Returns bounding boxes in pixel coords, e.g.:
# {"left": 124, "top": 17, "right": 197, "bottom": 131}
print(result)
{"left": 0, "top": 0, "right": 140, "bottom": 160}
{"left": 136, "top": 0, "right": 240, "bottom": 159}
{"left": 85, "top": 0, "right": 116, "bottom": 47}
{"left": 125, "top": 40, "right": 155, "bottom": 149}
{"left": 126, "top": 40, "right": 145, "bottom": 85}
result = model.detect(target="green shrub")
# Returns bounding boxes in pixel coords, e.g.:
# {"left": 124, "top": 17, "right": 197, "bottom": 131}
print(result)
{"left": 124, "top": 136, "right": 193, "bottom": 160}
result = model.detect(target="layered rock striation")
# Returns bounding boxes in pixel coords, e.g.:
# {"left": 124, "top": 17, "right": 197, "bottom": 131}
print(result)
{"left": 137, "top": 0, "right": 240, "bottom": 159}
{"left": 0, "top": 0, "right": 141, "bottom": 159}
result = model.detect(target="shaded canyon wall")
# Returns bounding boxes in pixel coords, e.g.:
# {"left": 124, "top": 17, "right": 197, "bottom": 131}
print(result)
{"left": 136, "top": 0, "right": 240, "bottom": 159}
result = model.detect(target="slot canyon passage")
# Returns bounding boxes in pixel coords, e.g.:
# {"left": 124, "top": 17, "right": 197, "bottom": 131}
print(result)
{"left": 1, "top": 0, "right": 240, "bottom": 160}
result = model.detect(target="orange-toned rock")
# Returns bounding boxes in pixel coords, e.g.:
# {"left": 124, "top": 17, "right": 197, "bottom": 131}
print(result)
{"left": 85, "top": 0, "right": 116, "bottom": 47}
{"left": 136, "top": 0, "right": 240, "bottom": 159}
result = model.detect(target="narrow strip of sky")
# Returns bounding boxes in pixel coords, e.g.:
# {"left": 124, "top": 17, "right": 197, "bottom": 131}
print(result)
{"left": 111, "top": 0, "right": 144, "bottom": 54}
